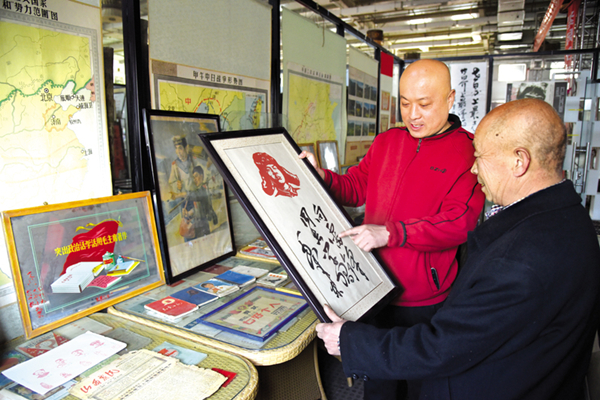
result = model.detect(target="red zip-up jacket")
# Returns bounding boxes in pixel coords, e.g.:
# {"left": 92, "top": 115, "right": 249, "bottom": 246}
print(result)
{"left": 324, "top": 115, "right": 484, "bottom": 306}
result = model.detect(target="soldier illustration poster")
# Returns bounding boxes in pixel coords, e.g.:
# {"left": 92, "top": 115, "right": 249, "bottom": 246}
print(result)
{"left": 145, "top": 111, "right": 234, "bottom": 282}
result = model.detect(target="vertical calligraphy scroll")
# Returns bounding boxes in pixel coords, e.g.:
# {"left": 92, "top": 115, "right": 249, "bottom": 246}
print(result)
{"left": 449, "top": 62, "right": 488, "bottom": 133}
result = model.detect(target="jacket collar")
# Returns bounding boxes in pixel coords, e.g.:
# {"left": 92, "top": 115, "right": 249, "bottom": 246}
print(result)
{"left": 398, "top": 114, "right": 464, "bottom": 141}
{"left": 468, "top": 180, "right": 582, "bottom": 251}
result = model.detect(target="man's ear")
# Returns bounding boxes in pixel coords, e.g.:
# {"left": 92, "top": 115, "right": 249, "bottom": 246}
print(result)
{"left": 447, "top": 89, "right": 456, "bottom": 110}
{"left": 513, "top": 147, "right": 531, "bottom": 177}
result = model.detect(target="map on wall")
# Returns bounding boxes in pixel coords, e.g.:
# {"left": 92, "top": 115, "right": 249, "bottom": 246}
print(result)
{"left": 152, "top": 62, "right": 270, "bottom": 132}
{"left": 0, "top": 3, "right": 111, "bottom": 307}
{"left": 284, "top": 62, "right": 342, "bottom": 143}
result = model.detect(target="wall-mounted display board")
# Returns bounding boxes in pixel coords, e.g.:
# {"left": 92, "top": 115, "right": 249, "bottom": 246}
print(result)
{"left": 148, "top": 0, "right": 271, "bottom": 131}
{"left": 282, "top": 8, "right": 346, "bottom": 146}
{"left": 200, "top": 128, "right": 397, "bottom": 322}
{"left": 2, "top": 192, "right": 165, "bottom": 338}
{"left": 0, "top": 1, "right": 112, "bottom": 308}
{"left": 348, "top": 47, "right": 378, "bottom": 142}
{"left": 143, "top": 110, "right": 235, "bottom": 284}
{"left": 448, "top": 61, "right": 489, "bottom": 133}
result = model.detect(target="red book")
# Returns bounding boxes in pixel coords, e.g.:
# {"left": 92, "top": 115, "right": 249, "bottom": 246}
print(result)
{"left": 144, "top": 296, "right": 198, "bottom": 318}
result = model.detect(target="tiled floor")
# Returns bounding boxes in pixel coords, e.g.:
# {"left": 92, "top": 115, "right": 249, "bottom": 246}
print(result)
{"left": 318, "top": 347, "right": 364, "bottom": 400}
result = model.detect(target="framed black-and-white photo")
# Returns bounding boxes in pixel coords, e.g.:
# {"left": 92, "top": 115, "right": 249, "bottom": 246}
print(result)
{"left": 317, "top": 140, "right": 340, "bottom": 174}
{"left": 143, "top": 109, "right": 235, "bottom": 284}
{"left": 200, "top": 128, "right": 397, "bottom": 322}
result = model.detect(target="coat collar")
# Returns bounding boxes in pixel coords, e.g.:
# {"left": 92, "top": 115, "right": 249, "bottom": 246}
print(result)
{"left": 468, "top": 180, "right": 582, "bottom": 251}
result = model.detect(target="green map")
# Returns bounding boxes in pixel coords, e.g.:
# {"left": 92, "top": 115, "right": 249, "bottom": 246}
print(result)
{"left": 0, "top": 10, "right": 110, "bottom": 305}
{"left": 286, "top": 71, "right": 342, "bottom": 143}
{"left": 157, "top": 78, "right": 268, "bottom": 131}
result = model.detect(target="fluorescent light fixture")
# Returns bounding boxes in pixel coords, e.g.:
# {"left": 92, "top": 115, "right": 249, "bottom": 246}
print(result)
{"left": 451, "top": 13, "right": 478, "bottom": 21}
{"left": 550, "top": 61, "right": 565, "bottom": 69}
{"left": 497, "top": 44, "right": 529, "bottom": 49}
{"left": 498, "top": 32, "right": 523, "bottom": 41}
{"left": 408, "top": 18, "right": 433, "bottom": 25}
{"left": 498, "top": 64, "right": 527, "bottom": 81}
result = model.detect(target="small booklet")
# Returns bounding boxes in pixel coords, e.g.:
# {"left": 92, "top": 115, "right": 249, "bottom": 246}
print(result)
{"left": 257, "top": 273, "right": 289, "bottom": 288}
{"left": 170, "top": 286, "right": 218, "bottom": 307}
{"left": 230, "top": 265, "right": 269, "bottom": 278}
{"left": 144, "top": 297, "right": 198, "bottom": 319}
{"left": 215, "top": 270, "right": 255, "bottom": 287}
{"left": 195, "top": 278, "right": 239, "bottom": 297}
{"left": 87, "top": 275, "right": 121, "bottom": 289}
{"left": 237, "top": 238, "right": 279, "bottom": 264}
{"left": 106, "top": 260, "right": 139, "bottom": 276}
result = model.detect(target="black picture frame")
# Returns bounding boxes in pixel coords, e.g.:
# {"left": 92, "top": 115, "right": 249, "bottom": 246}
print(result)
{"left": 200, "top": 127, "right": 398, "bottom": 323}
{"left": 143, "top": 109, "right": 236, "bottom": 284}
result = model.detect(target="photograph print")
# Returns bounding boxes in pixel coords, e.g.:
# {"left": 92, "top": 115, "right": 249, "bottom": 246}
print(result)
{"left": 144, "top": 110, "right": 235, "bottom": 283}
{"left": 201, "top": 129, "right": 397, "bottom": 322}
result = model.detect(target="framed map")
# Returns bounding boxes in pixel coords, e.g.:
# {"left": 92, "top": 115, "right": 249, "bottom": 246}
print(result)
{"left": 2, "top": 192, "right": 165, "bottom": 338}
{"left": 153, "top": 63, "right": 269, "bottom": 132}
{"left": 200, "top": 287, "right": 307, "bottom": 341}
{"left": 200, "top": 128, "right": 397, "bottom": 322}
{"left": 143, "top": 110, "right": 235, "bottom": 283}
{"left": 0, "top": 1, "right": 112, "bottom": 307}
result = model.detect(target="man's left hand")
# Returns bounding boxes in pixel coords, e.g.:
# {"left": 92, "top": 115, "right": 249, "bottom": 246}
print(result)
{"left": 315, "top": 305, "right": 347, "bottom": 356}
{"left": 339, "top": 224, "right": 390, "bottom": 252}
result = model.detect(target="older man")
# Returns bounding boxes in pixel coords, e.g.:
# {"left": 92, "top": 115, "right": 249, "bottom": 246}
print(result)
{"left": 303, "top": 59, "right": 484, "bottom": 399}
{"left": 316, "top": 98, "right": 600, "bottom": 399}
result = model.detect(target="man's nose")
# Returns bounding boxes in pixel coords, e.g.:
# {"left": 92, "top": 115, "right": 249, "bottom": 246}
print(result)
{"left": 408, "top": 104, "right": 420, "bottom": 119}
{"left": 470, "top": 161, "right": 478, "bottom": 175}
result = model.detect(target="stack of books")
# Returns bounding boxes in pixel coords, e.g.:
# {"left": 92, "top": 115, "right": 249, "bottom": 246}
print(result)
{"left": 257, "top": 272, "right": 289, "bottom": 288}
{"left": 169, "top": 286, "right": 218, "bottom": 307}
{"left": 50, "top": 261, "right": 104, "bottom": 293}
{"left": 144, "top": 297, "right": 198, "bottom": 323}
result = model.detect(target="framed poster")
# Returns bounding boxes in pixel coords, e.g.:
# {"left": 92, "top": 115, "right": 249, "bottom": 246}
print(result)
{"left": 2, "top": 192, "right": 165, "bottom": 338}
{"left": 200, "top": 128, "right": 397, "bottom": 322}
{"left": 143, "top": 110, "right": 235, "bottom": 283}
{"left": 200, "top": 287, "right": 307, "bottom": 341}
{"left": 316, "top": 140, "right": 340, "bottom": 174}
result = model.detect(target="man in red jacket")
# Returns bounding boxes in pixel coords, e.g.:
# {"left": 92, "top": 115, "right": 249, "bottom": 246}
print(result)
{"left": 302, "top": 59, "right": 484, "bottom": 399}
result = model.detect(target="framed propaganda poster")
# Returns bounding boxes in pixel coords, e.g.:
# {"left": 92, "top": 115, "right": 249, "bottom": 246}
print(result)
{"left": 200, "top": 128, "right": 397, "bottom": 322}
{"left": 2, "top": 192, "right": 165, "bottom": 338}
{"left": 143, "top": 110, "right": 235, "bottom": 283}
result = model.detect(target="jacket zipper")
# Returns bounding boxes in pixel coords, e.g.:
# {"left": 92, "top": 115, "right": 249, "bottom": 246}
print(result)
{"left": 416, "top": 138, "right": 422, "bottom": 153}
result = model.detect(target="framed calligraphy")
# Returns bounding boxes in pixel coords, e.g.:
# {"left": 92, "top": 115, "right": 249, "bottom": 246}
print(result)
{"left": 200, "top": 128, "right": 397, "bottom": 322}
{"left": 2, "top": 192, "right": 166, "bottom": 338}
{"left": 143, "top": 109, "right": 235, "bottom": 284}
{"left": 200, "top": 287, "right": 307, "bottom": 341}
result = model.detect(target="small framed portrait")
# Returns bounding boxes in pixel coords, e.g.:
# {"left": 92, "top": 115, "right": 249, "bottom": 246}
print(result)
{"left": 316, "top": 140, "right": 340, "bottom": 174}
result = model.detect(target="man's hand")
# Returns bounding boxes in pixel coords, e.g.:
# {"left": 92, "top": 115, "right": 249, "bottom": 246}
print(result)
{"left": 315, "top": 305, "right": 347, "bottom": 356}
{"left": 339, "top": 224, "right": 390, "bottom": 252}
{"left": 299, "top": 151, "right": 325, "bottom": 180}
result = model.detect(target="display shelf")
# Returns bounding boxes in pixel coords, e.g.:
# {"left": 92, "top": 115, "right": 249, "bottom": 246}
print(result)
{"left": 110, "top": 257, "right": 318, "bottom": 366}
{"left": 2, "top": 313, "right": 258, "bottom": 400}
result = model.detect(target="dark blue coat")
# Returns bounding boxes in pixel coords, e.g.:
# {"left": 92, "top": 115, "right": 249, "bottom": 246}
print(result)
{"left": 340, "top": 180, "right": 600, "bottom": 399}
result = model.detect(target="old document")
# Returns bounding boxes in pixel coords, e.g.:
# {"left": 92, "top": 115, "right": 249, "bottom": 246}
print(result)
{"left": 70, "top": 349, "right": 226, "bottom": 400}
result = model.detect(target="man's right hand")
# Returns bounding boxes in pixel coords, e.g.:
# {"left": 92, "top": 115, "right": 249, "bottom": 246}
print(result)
{"left": 299, "top": 151, "right": 325, "bottom": 180}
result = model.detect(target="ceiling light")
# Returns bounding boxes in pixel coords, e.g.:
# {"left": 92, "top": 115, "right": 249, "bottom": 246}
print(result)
{"left": 451, "top": 13, "right": 479, "bottom": 21}
{"left": 497, "top": 44, "right": 529, "bottom": 49}
{"left": 407, "top": 18, "right": 433, "bottom": 25}
{"left": 498, "top": 32, "right": 523, "bottom": 41}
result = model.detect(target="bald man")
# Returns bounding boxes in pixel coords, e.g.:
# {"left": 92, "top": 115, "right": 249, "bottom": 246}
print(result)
{"left": 316, "top": 99, "right": 600, "bottom": 400}
{"left": 303, "top": 59, "right": 484, "bottom": 399}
